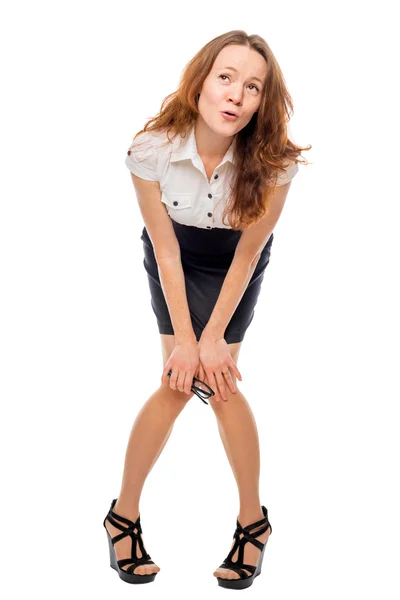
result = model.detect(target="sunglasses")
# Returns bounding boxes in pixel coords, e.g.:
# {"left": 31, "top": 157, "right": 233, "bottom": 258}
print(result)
{"left": 167, "top": 369, "right": 215, "bottom": 405}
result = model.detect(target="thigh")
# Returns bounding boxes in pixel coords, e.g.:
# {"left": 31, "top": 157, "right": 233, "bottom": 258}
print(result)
{"left": 227, "top": 341, "right": 242, "bottom": 368}
{"left": 219, "top": 341, "right": 242, "bottom": 387}
{"left": 161, "top": 333, "right": 176, "bottom": 367}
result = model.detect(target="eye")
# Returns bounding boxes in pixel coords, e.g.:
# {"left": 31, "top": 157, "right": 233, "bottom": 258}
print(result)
{"left": 218, "top": 75, "right": 259, "bottom": 92}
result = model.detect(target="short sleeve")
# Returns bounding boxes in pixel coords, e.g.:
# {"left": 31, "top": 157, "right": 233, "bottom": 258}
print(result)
{"left": 275, "top": 160, "right": 299, "bottom": 186}
{"left": 125, "top": 132, "right": 160, "bottom": 181}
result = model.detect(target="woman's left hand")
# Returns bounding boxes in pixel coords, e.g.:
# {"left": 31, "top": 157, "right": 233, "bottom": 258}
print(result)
{"left": 196, "top": 334, "right": 242, "bottom": 402}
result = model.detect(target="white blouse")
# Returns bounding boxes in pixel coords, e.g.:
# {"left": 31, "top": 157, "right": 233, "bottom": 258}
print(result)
{"left": 125, "top": 124, "right": 299, "bottom": 230}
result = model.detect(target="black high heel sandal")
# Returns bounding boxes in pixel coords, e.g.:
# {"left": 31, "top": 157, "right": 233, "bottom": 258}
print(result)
{"left": 216, "top": 505, "right": 272, "bottom": 589}
{"left": 103, "top": 498, "right": 159, "bottom": 584}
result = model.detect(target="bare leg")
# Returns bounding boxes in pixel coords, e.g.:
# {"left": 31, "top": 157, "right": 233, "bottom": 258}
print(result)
{"left": 114, "top": 385, "right": 188, "bottom": 516}
{"left": 207, "top": 342, "right": 272, "bottom": 580}
{"left": 105, "top": 334, "right": 193, "bottom": 576}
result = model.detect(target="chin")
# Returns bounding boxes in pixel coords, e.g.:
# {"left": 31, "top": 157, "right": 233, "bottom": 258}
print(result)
{"left": 213, "top": 120, "right": 238, "bottom": 137}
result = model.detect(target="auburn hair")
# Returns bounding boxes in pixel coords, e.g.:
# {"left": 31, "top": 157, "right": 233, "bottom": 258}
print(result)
{"left": 130, "top": 29, "right": 311, "bottom": 230}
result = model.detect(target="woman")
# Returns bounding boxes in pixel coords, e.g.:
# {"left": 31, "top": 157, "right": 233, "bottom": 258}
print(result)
{"left": 103, "top": 29, "right": 310, "bottom": 589}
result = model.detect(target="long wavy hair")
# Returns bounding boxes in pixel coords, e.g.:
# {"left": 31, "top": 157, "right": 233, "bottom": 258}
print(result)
{"left": 130, "top": 30, "right": 311, "bottom": 230}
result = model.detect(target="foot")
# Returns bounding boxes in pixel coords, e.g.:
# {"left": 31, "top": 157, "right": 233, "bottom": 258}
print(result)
{"left": 213, "top": 509, "right": 271, "bottom": 580}
{"left": 105, "top": 505, "right": 161, "bottom": 576}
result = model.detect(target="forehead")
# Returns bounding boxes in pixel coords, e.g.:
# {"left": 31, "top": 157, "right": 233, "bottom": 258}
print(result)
{"left": 213, "top": 44, "right": 267, "bottom": 78}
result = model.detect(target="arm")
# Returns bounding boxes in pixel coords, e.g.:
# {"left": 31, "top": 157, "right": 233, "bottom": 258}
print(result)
{"left": 200, "top": 256, "right": 260, "bottom": 340}
{"left": 202, "top": 181, "right": 292, "bottom": 340}
{"left": 157, "top": 256, "right": 197, "bottom": 344}
{"left": 130, "top": 173, "right": 197, "bottom": 345}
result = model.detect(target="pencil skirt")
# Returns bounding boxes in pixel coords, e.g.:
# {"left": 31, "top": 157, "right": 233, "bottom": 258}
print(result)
{"left": 140, "top": 220, "right": 274, "bottom": 344}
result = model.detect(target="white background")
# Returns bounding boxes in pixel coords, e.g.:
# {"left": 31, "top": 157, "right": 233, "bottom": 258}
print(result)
{"left": 1, "top": 1, "right": 399, "bottom": 598}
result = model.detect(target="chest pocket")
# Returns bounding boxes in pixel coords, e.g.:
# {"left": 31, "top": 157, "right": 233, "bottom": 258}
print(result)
{"left": 161, "top": 191, "right": 195, "bottom": 225}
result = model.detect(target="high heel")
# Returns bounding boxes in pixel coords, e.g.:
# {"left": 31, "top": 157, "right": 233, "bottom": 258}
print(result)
{"left": 103, "top": 498, "right": 159, "bottom": 584}
{"left": 216, "top": 505, "right": 272, "bottom": 589}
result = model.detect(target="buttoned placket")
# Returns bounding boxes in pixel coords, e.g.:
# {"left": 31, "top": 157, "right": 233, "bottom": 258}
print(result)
{"left": 206, "top": 171, "right": 220, "bottom": 229}
{"left": 169, "top": 126, "right": 235, "bottom": 230}
{"left": 189, "top": 133, "right": 231, "bottom": 230}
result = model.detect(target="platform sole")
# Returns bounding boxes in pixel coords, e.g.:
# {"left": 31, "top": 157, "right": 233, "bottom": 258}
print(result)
{"left": 107, "top": 531, "right": 157, "bottom": 584}
{"left": 216, "top": 539, "right": 268, "bottom": 589}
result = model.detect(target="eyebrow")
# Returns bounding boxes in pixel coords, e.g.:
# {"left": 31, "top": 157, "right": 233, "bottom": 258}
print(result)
{"left": 218, "top": 66, "right": 264, "bottom": 85}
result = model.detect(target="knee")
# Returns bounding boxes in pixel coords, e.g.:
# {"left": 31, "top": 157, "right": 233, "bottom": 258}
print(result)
{"left": 202, "top": 368, "right": 241, "bottom": 411}
{"left": 207, "top": 385, "right": 241, "bottom": 412}
{"left": 159, "top": 381, "right": 195, "bottom": 405}
{"left": 208, "top": 395, "right": 228, "bottom": 412}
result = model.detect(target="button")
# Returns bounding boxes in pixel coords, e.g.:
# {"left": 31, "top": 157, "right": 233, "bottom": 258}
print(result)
{"left": 214, "top": 174, "right": 218, "bottom": 179}
{"left": 206, "top": 226, "right": 211, "bottom": 229}
{"left": 207, "top": 212, "right": 212, "bottom": 217}
{"left": 207, "top": 193, "right": 212, "bottom": 198}
{"left": 173, "top": 201, "right": 178, "bottom": 206}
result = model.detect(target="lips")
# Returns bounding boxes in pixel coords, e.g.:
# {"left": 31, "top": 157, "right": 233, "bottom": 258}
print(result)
{"left": 222, "top": 110, "right": 238, "bottom": 117}
{"left": 220, "top": 111, "right": 239, "bottom": 122}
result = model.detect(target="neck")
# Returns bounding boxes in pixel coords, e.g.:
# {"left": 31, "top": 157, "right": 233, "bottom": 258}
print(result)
{"left": 194, "top": 116, "right": 235, "bottom": 161}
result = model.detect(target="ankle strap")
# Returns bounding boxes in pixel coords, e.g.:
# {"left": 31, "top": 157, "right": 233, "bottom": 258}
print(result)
{"left": 235, "top": 506, "right": 272, "bottom": 549}
{"left": 105, "top": 499, "right": 141, "bottom": 529}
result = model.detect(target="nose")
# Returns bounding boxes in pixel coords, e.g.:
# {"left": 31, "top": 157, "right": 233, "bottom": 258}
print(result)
{"left": 227, "top": 83, "right": 244, "bottom": 105}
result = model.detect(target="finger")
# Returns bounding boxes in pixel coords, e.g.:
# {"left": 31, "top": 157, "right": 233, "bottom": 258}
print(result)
{"left": 169, "top": 369, "right": 179, "bottom": 390}
{"left": 162, "top": 365, "right": 171, "bottom": 386}
{"left": 206, "top": 370, "right": 220, "bottom": 402}
{"left": 202, "top": 369, "right": 214, "bottom": 394}
{"left": 215, "top": 371, "right": 228, "bottom": 401}
{"left": 229, "top": 359, "right": 242, "bottom": 381}
{"left": 223, "top": 367, "right": 237, "bottom": 394}
{"left": 176, "top": 370, "right": 187, "bottom": 393}
{"left": 202, "top": 366, "right": 218, "bottom": 398}
{"left": 184, "top": 371, "right": 194, "bottom": 395}
{"left": 199, "top": 363, "right": 205, "bottom": 382}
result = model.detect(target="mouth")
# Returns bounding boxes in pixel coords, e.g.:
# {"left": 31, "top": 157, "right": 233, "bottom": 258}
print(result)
{"left": 220, "top": 111, "right": 239, "bottom": 120}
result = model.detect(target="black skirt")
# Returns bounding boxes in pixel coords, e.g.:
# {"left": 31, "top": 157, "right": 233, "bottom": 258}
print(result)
{"left": 140, "top": 220, "right": 274, "bottom": 344}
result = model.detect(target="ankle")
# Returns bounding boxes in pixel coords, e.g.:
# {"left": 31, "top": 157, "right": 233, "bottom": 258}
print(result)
{"left": 238, "top": 505, "right": 264, "bottom": 524}
{"left": 113, "top": 499, "right": 140, "bottom": 522}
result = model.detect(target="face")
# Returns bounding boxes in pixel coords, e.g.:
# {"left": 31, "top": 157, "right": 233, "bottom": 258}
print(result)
{"left": 197, "top": 44, "right": 267, "bottom": 137}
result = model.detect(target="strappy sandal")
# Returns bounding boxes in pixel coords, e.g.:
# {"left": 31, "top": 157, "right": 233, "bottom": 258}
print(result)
{"left": 103, "top": 498, "right": 159, "bottom": 584}
{"left": 216, "top": 505, "right": 272, "bottom": 589}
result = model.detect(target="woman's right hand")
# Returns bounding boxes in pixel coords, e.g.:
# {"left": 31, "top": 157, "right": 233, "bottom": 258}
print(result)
{"left": 161, "top": 339, "right": 200, "bottom": 395}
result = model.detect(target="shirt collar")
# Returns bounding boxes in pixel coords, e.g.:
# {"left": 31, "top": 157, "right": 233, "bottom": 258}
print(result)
{"left": 170, "top": 124, "right": 237, "bottom": 167}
